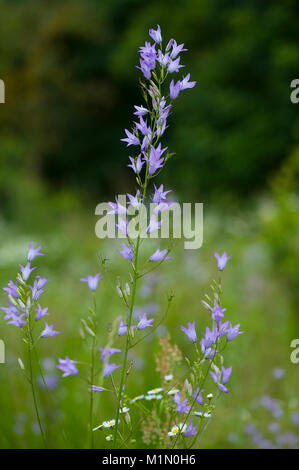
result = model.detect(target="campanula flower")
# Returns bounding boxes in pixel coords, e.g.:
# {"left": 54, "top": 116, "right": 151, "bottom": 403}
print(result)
{"left": 135, "top": 115, "right": 151, "bottom": 136}
{"left": 118, "top": 242, "right": 134, "bottom": 261}
{"left": 157, "top": 50, "right": 170, "bottom": 66}
{"left": 128, "top": 154, "right": 144, "bottom": 174}
{"left": 19, "top": 262, "right": 36, "bottom": 281}
{"left": 184, "top": 419, "right": 197, "bottom": 437}
{"left": 149, "top": 24, "right": 162, "bottom": 43}
{"left": 193, "top": 387, "right": 204, "bottom": 405}
{"left": 108, "top": 196, "right": 127, "bottom": 215}
{"left": 222, "top": 366, "right": 232, "bottom": 385}
{"left": 214, "top": 251, "right": 232, "bottom": 270}
{"left": 166, "top": 39, "right": 188, "bottom": 58}
{"left": 133, "top": 105, "right": 148, "bottom": 117}
{"left": 173, "top": 392, "right": 191, "bottom": 414}
{"left": 35, "top": 305, "right": 49, "bottom": 321}
{"left": 127, "top": 190, "right": 142, "bottom": 208}
{"left": 56, "top": 357, "right": 78, "bottom": 377}
{"left": 227, "top": 322, "right": 243, "bottom": 341}
{"left": 80, "top": 273, "right": 102, "bottom": 291}
{"left": 147, "top": 214, "right": 163, "bottom": 234}
{"left": 121, "top": 129, "right": 140, "bottom": 146}
{"left": 3, "top": 280, "right": 19, "bottom": 298}
{"left": 180, "top": 320, "right": 197, "bottom": 343}
{"left": 153, "top": 184, "right": 172, "bottom": 204}
{"left": 27, "top": 241, "right": 44, "bottom": 262}
{"left": 115, "top": 215, "right": 129, "bottom": 236}
{"left": 167, "top": 57, "right": 184, "bottom": 73}
{"left": 150, "top": 247, "right": 171, "bottom": 262}
{"left": 7, "top": 313, "right": 27, "bottom": 327}
{"left": 103, "top": 362, "right": 120, "bottom": 378}
{"left": 137, "top": 313, "right": 154, "bottom": 330}
{"left": 180, "top": 73, "right": 196, "bottom": 90}
{"left": 100, "top": 347, "right": 121, "bottom": 362}
{"left": 41, "top": 321, "right": 60, "bottom": 338}
{"left": 118, "top": 318, "right": 127, "bottom": 336}
{"left": 1, "top": 301, "right": 20, "bottom": 320}
{"left": 170, "top": 79, "right": 181, "bottom": 99}
{"left": 36, "top": 276, "right": 48, "bottom": 289}
{"left": 145, "top": 143, "right": 167, "bottom": 175}
{"left": 211, "top": 303, "right": 226, "bottom": 322}
{"left": 30, "top": 280, "right": 44, "bottom": 301}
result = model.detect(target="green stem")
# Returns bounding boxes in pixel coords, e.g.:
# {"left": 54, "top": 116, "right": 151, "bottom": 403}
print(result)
{"left": 27, "top": 338, "right": 46, "bottom": 446}
{"left": 89, "top": 293, "right": 97, "bottom": 448}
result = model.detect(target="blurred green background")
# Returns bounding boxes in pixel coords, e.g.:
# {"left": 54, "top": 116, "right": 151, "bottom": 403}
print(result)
{"left": 0, "top": 0, "right": 299, "bottom": 448}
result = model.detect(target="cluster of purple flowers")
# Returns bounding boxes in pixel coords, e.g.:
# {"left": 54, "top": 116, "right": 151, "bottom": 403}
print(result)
{"left": 1, "top": 242, "right": 60, "bottom": 338}
{"left": 116, "top": 24, "right": 196, "bottom": 266}
{"left": 180, "top": 251, "right": 243, "bottom": 395}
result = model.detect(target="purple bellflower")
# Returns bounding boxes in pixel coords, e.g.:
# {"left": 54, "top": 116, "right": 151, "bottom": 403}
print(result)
{"left": 30, "top": 280, "right": 44, "bottom": 301}
{"left": 7, "top": 313, "right": 27, "bottom": 327}
{"left": 19, "top": 262, "right": 36, "bottom": 281}
{"left": 180, "top": 73, "right": 196, "bottom": 90}
{"left": 170, "top": 79, "right": 181, "bottom": 100}
{"left": 3, "top": 280, "right": 19, "bottom": 298}
{"left": 100, "top": 347, "right": 121, "bottom": 362}
{"left": 153, "top": 184, "right": 172, "bottom": 204}
{"left": 103, "top": 362, "right": 120, "bottom": 378}
{"left": 180, "top": 320, "right": 197, "bottom": 343}
{"left": 121, "top": 129, "right": 140, "bottom": 147}
{"left": 80, "top": 273, "right": 102, "bottom": 291}
{"left": 27, "top": 241, "right": 44, "bottom": 262}
{"left": 227, "top": 322, "right": 243, "bottom": 341}
{"left": 214, "top": 251, "right": 232, "bottom": 270}
{"left": 211, "top": 303, "right": 226, "bottom": 322}
{"left": 128, "top": 154, "right": 144, "bottom": 174}
{"left": 56, "top": 357, "right": 78, "bottom": 378}
{"left": 193, "top": 387, "right": 204, "bottom": 405}
{"left": 118, "top": 242, "right": 134, "bottom": 261}
{"left": 173, "top": 392, "right": 191, "bottom": 414}
{"left": 41, "top": 321, "right": 60, "bottom": 338}
{"left": 149, "top": 24, "right": 162, "bottom": 44}
{"left": 35, "top": 305, "right": 49, "bottom": 321}
{"left": 184, "top": 419, "right": 197, "bottom": 437}
{"left": 118, "top": 318, "right": 127, "bottom": 336}
{"left": 134, "top": 105, "right": 148, "bottom": 117}
{"left": 137, "top": 313, "right": 154, "bottom": 330}
{"left": 149, "top": 247, "right": 171, "bottom": 262}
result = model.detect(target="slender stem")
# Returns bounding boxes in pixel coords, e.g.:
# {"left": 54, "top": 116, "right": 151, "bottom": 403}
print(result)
{"left": 89, "top": 293, "right": 97, "bottom": 448}
{"left": 89, "top": 336, "right": 96, "bottom": 447}
{"left": 27, "top": 336, "right": 46, "bottom": 446}
{"left": 113, "top": 156, "right": 150, "bottom": 447}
